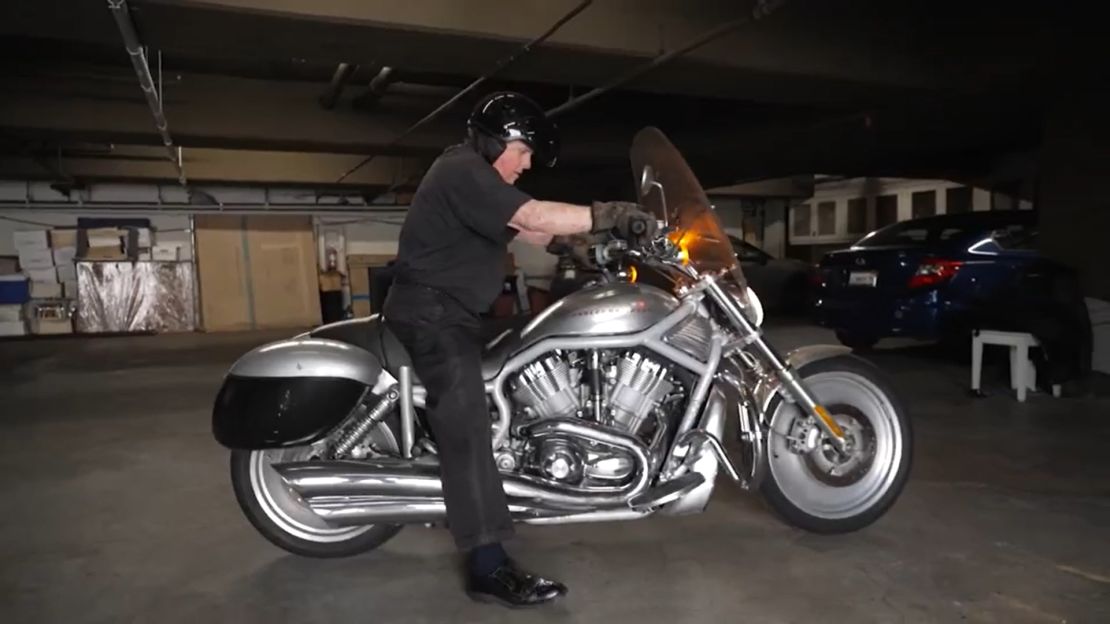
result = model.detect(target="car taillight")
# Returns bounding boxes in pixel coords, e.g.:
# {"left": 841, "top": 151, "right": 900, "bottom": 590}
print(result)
{"left": 908, "top": 258, "right": 963, "bottom": 289}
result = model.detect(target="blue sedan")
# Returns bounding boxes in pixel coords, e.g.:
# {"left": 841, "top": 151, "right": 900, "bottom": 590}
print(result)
{"left": 812, "top": 211, "right": 1049, "bottom": 349}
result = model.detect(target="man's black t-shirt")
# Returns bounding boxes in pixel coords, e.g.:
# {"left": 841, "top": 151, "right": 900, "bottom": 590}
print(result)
{"left": 394, "top": 144, "right": 532, "bottom": 314}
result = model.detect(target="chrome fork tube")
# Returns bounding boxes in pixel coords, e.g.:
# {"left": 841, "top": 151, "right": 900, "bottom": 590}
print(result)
{"left": 702, "top": 275, "right": 847, "bottom": 448}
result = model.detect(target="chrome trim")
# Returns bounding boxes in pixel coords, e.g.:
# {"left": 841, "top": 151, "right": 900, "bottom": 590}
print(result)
{"left": 659, "top": 387, "right": 728, "bottom": 516}
{"left": 753, "top": 345, "right": 853, "bottom": 418}
{"left": 673, "top": 335, "right": 724, "bottom": 439}
{"left": 399, "top": 366, "right": 415, "bottom": 459}
{"left": 673, "top": 429, "right": 741, "bottom": 483}
{"left": 229, "top": 337, "right": 382, "bottom": 386}
{"left": 273, "top": 419, "right": 656, "bottom": 524}
{"left": 520, "top": 509, "right": 653, "bottom": 525}
{"left": 704, "top": 276, "right": 847, "bottom": 449}
{"left": 490, "top": 296, "right": 705, "bottom": 450}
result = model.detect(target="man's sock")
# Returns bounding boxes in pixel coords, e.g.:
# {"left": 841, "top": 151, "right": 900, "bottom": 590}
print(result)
{"left": 468, "top": 542, "right": 508, "bottom": 577}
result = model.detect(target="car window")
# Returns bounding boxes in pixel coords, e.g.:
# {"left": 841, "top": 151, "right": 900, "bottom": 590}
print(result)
{"left": 856, "top": 220, "right": 993, "bottom": 248}
{"left": 856, "top": 223, "right": 930, "bottom": 247}
{"left": 991, "top": 225, "right": 1038, "bottom": 251}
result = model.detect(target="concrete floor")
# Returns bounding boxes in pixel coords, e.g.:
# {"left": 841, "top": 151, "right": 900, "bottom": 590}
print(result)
{"left": 1, "top": 324, "right": 1108, "bottom": 623}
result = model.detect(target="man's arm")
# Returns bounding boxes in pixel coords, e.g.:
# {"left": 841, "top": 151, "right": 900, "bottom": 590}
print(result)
{"left": 513, "top": 229, "right": 554, "bottom": 246}
{"left": 508, "top": 200, "right": 592, "bottom": 235}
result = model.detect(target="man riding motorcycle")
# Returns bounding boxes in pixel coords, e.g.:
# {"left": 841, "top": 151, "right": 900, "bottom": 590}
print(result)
{"left": 382, "top": 91, "right": 657, "bottom": 608}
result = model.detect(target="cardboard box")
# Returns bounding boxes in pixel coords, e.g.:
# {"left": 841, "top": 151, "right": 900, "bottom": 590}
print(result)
{"left": 52, "top": 247, "right": 77, "bottom": 266}
{"left": 0, "top": 304, "right": 22, "bottom": 323}
{"left": 56, "top": 263, "right": 77, "bottom": 282}
{"left": 18, "top": 247, "right": 55, "bottom": 270}
{"left": 50, "top": 229, "right": 78, "bottom": 249}
{"left": 13, "top": 230, "right": 49, "bottom": 251}
{"left": 86, "top": 228, "right": 123, "bottom": 248}
{"left": 30, "top": 281, "right": 63, "bottom": 298}
{"left": 138, "top": 251, "right": 152, "bottom": 261}
{"left": 0, "top": 320, "right": 26, "bottom": 337}
{"left": 62, "top": 280, "right": 79, "bottom": 299}
{"left": 319, "top": 271, "right": 343, "bottom": 292}
{"left": 29, "top": 318, "right": 73, "bottom": 335}
{"left": 24, "top": 267, "right": 58, "bottom": 283}
{"left": 152, "top": 244, "right": 181, "bottom": 261}
{"left": 136, "top": 228, "right": 152, "bottom": 248}
{"left": 82, "top": 246, "right": 125, "bottom": 260}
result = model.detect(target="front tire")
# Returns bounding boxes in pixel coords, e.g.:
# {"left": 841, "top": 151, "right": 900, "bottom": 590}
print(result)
{"left": 230, "top": 420, "right": 403, "bottom": 558}
{"left": 760, "top": 355, "right": 912, "bottom": 534}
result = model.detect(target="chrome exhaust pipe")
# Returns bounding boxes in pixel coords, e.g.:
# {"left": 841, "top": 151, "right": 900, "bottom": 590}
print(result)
{"left": 274, "top": 419, "right": 654, "bottom": 525}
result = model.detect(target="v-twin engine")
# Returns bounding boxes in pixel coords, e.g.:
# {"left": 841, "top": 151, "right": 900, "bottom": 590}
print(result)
{"left": 508, "top": 350, "right": 681, "bottom": 488}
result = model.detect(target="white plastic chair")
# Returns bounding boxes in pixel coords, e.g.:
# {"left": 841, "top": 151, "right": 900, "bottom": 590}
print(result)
{"left": 971, "top": 329, "right": 1061, "bottom": 402}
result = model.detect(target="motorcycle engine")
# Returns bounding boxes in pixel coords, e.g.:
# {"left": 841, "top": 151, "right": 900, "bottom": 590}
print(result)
{"left": 510, "top": 351, "right": 681, "bottom": 487}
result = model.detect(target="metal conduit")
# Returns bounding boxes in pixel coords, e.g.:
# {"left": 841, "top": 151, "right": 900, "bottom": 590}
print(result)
{"left": 107, "top": 0, "right": 187, "bottom": 188}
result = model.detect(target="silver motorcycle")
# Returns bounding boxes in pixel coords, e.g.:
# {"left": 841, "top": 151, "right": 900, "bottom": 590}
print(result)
{"left": 212, "top": 127, "right": 912, "bottom": 558}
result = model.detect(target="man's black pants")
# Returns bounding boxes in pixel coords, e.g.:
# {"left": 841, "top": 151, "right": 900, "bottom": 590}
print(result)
{"left": 383, "top": 283, "right": 515, "bottom": 550}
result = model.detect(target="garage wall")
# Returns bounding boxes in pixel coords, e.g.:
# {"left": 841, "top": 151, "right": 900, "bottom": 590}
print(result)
{"left": 0, "top": 212, "right": 195, "bottom": 258}
{"left": 317, "top": 212, "right": 561, "bottom": 290}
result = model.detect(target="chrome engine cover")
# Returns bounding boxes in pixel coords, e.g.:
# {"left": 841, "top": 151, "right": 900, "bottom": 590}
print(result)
{"left": 510, "top": 355, "right": 581, "bottom": 421}
{"left": 606, "top": 352, "right": 674, "bottom": 435}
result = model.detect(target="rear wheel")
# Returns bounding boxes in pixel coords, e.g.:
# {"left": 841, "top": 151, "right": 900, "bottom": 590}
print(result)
{"left": 760, "top": 355, "right": 912, "bottom": 534}
{"left": 230, "top": 418, "right": 403, "bottom": 558}
{"left": 835, "top": 330, "right": 878, "bottom": 351}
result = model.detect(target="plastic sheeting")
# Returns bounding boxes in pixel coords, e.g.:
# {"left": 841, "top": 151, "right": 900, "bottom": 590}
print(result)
{"left": 75, "top": 261, "right": 196, "bottom": 333}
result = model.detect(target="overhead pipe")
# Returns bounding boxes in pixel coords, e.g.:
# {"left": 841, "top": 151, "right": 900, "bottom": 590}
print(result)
{"left": 107, "top": 0, "right": 187, "bottom": 188}
{"left": 546, "top": 0, "right": 788, "bottom": 118}
{"left": 351, "top": 65, "right": 397, "bottom": 110}
{"left": 335, "top": 0, "right": 595, "bottom": 184}
{"left": 319, "top": 62, "right": 359, "bottom": 110}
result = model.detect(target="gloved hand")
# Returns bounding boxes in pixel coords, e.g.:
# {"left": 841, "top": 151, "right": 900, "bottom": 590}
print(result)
{"left": 590, "top": 201, "right": 659, "bottom": 243}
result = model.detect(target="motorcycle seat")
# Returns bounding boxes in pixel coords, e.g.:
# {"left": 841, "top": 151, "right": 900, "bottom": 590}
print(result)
{"left": 309, "top": 314, "right": 529, "bottom": 385}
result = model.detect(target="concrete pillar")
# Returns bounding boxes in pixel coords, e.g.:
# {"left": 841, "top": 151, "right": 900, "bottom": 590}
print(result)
{"left": 763, "top": 200, "right": 787, "bottom": 258}
{"left": 972, "top": 188, "right": 991, "bottom": 211}
{"left": 1038, "top": 88, "right": 1110, "bottom": 301}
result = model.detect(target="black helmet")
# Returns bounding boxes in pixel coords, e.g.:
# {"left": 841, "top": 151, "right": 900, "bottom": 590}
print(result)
{"left": 467, "top": 92, "right": 559, "bottom": 167}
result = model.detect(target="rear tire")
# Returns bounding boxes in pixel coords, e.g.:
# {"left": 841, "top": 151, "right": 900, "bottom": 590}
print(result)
{"left": 760, "top": 355, "right": 912, "bottom": 534}
{"left": 230, "top": 418, "right": 403, "bottom": 558}
{"left": 835, "top": 330, "right": 878, "bottom": 351}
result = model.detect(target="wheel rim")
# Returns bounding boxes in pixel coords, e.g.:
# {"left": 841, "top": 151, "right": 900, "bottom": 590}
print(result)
{"left": 767, "top": 371, "right": 904, "bottom": 520}
{"left": 249, "top": 425, "right": 398, "bottom": 543}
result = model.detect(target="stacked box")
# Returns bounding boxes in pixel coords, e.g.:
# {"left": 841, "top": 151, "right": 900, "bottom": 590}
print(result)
{"left": 13, "top": 229, "right": 76, "bottom": 335}
{"left": 83, "top": 227, "right": 126, "bottom": 260}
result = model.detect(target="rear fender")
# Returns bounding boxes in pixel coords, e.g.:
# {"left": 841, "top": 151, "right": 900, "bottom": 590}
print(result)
{"left": 212, "top": 337, "right": 390, "bottom": 449}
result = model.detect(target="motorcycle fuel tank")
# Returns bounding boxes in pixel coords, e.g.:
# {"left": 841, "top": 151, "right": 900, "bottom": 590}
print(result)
{"left": 520, "top": 282, "right": 679, "bottom": 343}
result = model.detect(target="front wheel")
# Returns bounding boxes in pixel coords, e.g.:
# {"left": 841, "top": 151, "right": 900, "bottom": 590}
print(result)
{"left": 230, "top": 419, "right": 403, "bottom": 558}
{"left": 760, "top": 355, "right": 912, "bottom": 534}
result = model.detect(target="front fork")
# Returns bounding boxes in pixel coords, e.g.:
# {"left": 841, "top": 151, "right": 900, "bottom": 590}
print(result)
{"left": 702, "top": 276, "right": 849, "bottom": 453}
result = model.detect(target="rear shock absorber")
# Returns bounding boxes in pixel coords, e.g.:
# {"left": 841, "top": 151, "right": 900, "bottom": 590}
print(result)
{"left": 330, "top": 387, "right": 400, "bottom": 458}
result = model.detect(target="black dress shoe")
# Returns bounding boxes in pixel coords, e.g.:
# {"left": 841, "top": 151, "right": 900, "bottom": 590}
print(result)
{"left": 466, "top": 560, "right": 568, "bottom": 609}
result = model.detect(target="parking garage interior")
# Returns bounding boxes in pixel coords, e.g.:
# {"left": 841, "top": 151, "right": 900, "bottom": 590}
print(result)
{"left": 1, "top": 1, "right": 1108, "bottom": 622}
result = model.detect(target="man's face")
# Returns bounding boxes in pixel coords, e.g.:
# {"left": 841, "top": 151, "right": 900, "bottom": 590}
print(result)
{"left": 492, "top": 140, "right": 533, "bottom": 185}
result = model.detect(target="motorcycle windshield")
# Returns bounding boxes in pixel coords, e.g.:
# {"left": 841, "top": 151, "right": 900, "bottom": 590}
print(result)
{"left": 629, "top": 127, "right": 746, "bottom": 289}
